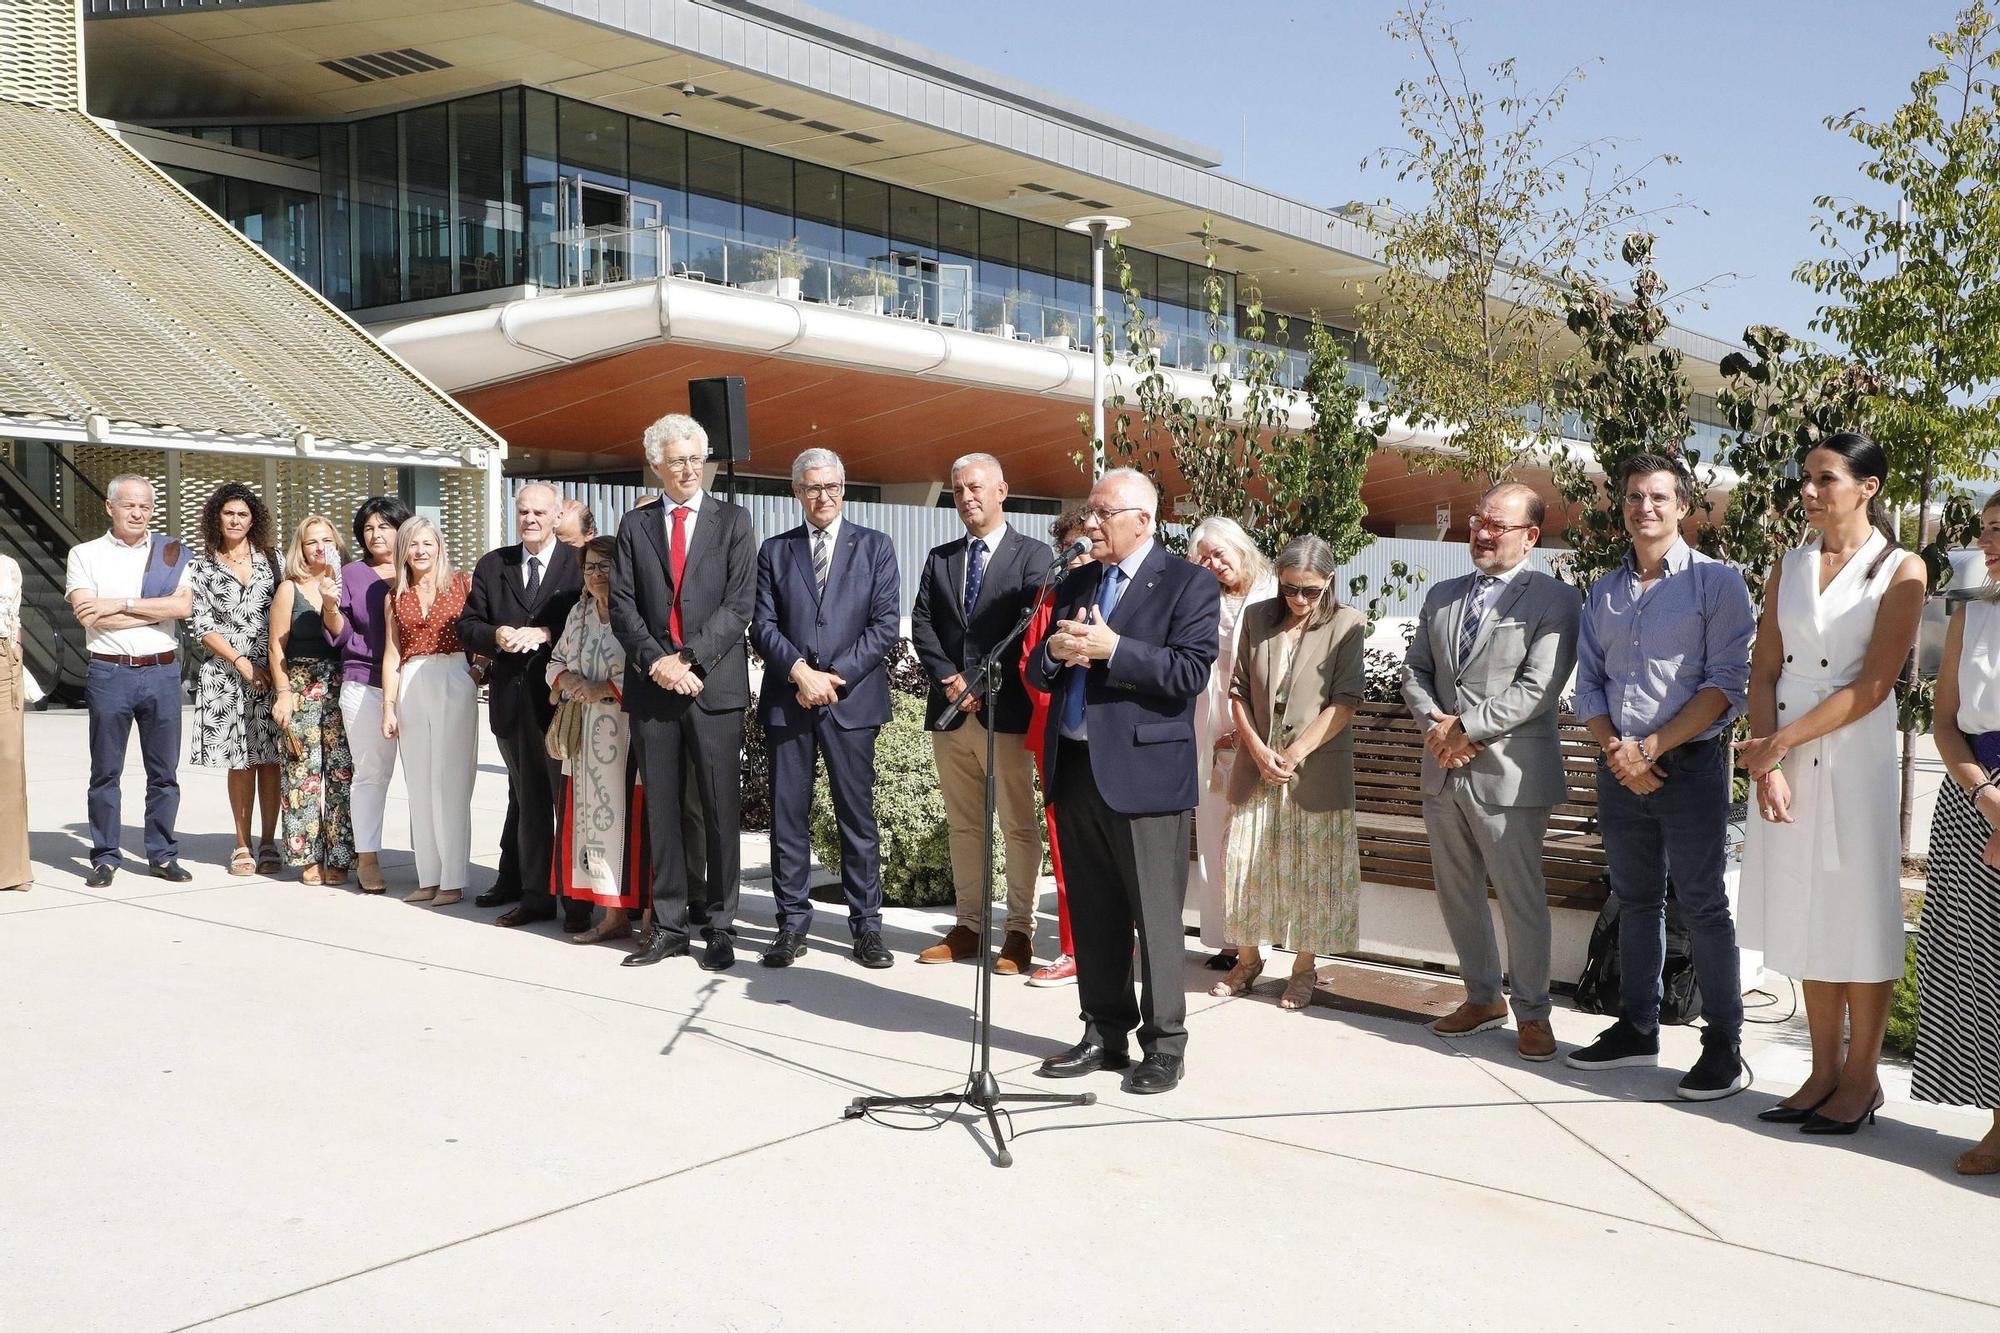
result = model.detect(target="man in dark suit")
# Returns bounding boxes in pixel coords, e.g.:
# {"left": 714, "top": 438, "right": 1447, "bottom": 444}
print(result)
{"left": 749, "top": 448, "right": 901, "bottom": 970}
{"left": 1025, "top": 468, "right": 1220, "bottom": 1095}
{"left": 459, "top": 482, "right": 583, "bottom": 930}
{"left": 909, "top": 453, "right": 1056, "bottom": 972}
{"left": 610, "top": 412, "right": 757, "bottom": 972}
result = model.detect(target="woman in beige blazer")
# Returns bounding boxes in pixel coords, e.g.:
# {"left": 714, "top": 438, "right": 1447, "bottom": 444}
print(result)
{"left": 1212, "top": 535, "right": 1367, "bottom": 1009}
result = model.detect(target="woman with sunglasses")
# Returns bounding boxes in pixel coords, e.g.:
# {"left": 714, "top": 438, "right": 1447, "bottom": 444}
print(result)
{"left": 548, "top": 536, "right": 647, "bottom": 944}
{"left": 1211, "top": 534, "right": 1367, "bottom": 1009}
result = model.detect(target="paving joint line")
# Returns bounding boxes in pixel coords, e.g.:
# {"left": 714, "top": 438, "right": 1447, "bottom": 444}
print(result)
{"left": 162, "top": 1120, "right": 845, "bottom": 1331}
{"left": 74, "top": 889, "right": 998, "bottom": 1084}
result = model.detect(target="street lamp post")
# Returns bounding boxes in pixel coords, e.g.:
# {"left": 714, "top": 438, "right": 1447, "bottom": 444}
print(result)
{"left": 1064, "top": 214, "right": 1130, "bottom": 479}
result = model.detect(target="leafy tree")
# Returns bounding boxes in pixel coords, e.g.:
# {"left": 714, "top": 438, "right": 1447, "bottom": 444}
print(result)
{"left": 1796, "top": 1, "right": 2000, "bottom": 844}
{"left": 1087, "top": 233, "right": 1418, "bottom": 622}
{"left": 1360, "top": 0, "right": 1686, "bottom": 485}
{"left": 1550, "top": 232, "right": 1695, "bottom": 590}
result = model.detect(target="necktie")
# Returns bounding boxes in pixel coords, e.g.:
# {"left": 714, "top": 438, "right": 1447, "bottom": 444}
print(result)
{"left": 668, "top": 505, "right": 688, "bottom": 645}
{"left": 1058, "top": 565, "right": 1125, "bottom": 736}
{"left": 812, "top": 526, "right": 831, "bottom": 595}
{"left": 962, "top": 536, "right": 986, "bottom": 621}
{"left": 524, "top": 552, "right": 541, "bottom": 599}
{"left": 1458, "top": 574, "right": 1497, "bottom": 664}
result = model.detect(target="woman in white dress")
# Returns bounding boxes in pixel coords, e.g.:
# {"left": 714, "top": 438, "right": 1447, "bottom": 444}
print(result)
{"left": 1187, "top": 516, "right": 1276, "bottom": 971}
{"left": 1737, "top": 433, "right": 1925, "bottom": 1135}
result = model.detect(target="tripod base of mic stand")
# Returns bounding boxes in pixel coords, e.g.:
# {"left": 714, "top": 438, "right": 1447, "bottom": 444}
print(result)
{"left": 843, "top": 1075, "right": 1096, "bottom": 1168}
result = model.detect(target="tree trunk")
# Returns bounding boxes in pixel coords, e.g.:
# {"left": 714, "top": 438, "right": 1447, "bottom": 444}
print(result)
{"left": 1899, "top": 459, "right": 1936, "bottom": 856}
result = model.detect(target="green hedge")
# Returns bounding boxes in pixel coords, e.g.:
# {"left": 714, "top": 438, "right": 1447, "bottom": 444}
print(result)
{"left": 1886, "top": 930, "right": 1920, "bottom": 1059}
{"left": 807, "top": 692, "right": 1041, "bottom": 909}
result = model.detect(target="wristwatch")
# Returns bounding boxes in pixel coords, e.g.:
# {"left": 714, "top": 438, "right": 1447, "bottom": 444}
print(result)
{"left": 123, "top": 597, "right": 134, "bottom": 612}
{"left": 677, "top": 646, "right": 706, "bottom": 679}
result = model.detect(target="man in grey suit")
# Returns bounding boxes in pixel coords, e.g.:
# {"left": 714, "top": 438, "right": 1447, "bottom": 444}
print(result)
{"left": 1402, "top": 482, "right": 1581, "bottom": 1062}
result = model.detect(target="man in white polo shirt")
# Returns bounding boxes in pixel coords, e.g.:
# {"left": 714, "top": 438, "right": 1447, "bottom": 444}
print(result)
{"left": 65, "top": 474, "right": 195, "bottom": 887}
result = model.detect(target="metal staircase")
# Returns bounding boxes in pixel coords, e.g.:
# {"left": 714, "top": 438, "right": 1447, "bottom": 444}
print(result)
{"left": 0, "top": 443, "right": 100, "bottom": 706}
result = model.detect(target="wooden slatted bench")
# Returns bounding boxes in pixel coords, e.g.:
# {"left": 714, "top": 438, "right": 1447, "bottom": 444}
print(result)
{"left": 1351, "top": 700, "right": 1610, "bottom": 914}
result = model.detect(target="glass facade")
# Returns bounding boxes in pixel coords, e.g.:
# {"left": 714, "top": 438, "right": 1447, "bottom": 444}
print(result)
{"left": 156, "top": 86, "right": 1232, "bottom": 342}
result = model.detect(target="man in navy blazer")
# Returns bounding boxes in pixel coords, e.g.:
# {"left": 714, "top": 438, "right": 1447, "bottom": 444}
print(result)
{"left": 609, "top": 412, "right": 758, "bottom": 973}
{"left": 1025, "top": 468, "right": 1220, "bottom": 1094}
{"left": 749, "top": 448, "right": 901, "bottom": 970}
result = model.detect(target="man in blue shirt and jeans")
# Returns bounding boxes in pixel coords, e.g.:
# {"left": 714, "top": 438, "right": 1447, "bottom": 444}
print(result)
{"left": 1567, "top": 452, "right": 1756, "bottom": 1100}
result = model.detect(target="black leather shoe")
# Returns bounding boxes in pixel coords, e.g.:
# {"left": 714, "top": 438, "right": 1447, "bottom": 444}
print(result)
{"left": 1037, "top": 1040, "right": 1131, "bottom": 1079}
{"left": 621, "top": 930, "right": 690, "bottom": 967}
{"left": 85, "top": 863, "right": 115, "bottom": 889}
{"left": 149, "top": 860, "right": 193, "bottom": 883}
{"left": 562, "top": 902, "right": 594, "bottom": 934}
{"left": 699, "top": 934, "right": 737, "bottom": 972}
{"left": 852, "top": 931, "right": 894, "bottom": 969}
{"left": 1121, "top": 1053, "right": 1183, "bottom": 1095}
{"left": 495, "top": 903, "right": 556, "bottom": 929}
{"left": 475, "top": 885, "right": 522, "bottom": 908}
{"left": 762, "top": 930, "right": 809, "bottom": 968}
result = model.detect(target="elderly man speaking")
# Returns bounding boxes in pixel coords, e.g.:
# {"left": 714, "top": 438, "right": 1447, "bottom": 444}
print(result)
{"left": 1026, "top": 468, "right": 1219, "bottom": 1095}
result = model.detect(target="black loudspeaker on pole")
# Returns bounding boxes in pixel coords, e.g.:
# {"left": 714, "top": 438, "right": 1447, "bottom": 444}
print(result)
{"left": 687, "top": 375, "right": 748, "bottom": 504}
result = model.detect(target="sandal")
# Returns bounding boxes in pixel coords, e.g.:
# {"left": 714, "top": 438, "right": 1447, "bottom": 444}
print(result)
{"left": 1208, "top": 958, "right": 1265, "bottom": 998}
{"left": 355, "top": 854, "right": 387, "bottom": 894}
{"left": 322, "top": 866, "right": 348, "bottom": 887}
{"left": 574, "top": 914, "right": 633, "bottom": 945}
{"left": 1957, "top": 1143, "right": 2000, "bottom": 1176}
{"left": 255, "top": 843, "right": 281, "bottom": 875}
{"left": 301, "top": 865, "right": 323, "bottom": 886}
{"left": 1279, "top": 969, "right": 1318, "bottom": 1011}
{"left": 228, "top": 846, "right": 255, "bottom": 877}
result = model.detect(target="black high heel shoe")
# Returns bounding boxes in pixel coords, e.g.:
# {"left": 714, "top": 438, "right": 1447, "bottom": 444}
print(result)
{"left": 1757, "top": 1091, "right": 1834, "bottom": 1124}
{"left": 1800, "top": 1089, "right": 1886, "bottom": 1136}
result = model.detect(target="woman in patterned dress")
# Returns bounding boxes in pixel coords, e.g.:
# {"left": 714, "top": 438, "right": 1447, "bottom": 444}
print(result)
{"left": 1212, "top": 534, "right": 1367, "bottom": 1010}
{"left": 188, "top": 482, "right": 282, "bottom": 877}
{"left": 1916, "top": 489, "right": 2000, "bottom": 1174}
{"left": 548, "top": 537, "right": 646, "bottom": 943}
{"left": 380, "top": 516, "right": 478, "bottom": 906}
{"left": 269, "top": 514, "right": 354, "bottom": 885}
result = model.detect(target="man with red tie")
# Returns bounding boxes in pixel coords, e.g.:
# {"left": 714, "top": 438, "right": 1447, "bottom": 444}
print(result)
{"left": 609, "top": 413, "right": 757, "bottom": 972}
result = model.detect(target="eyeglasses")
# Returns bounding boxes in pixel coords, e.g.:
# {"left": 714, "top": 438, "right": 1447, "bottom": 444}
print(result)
{"left": 1622, "top": 493, "right": 1677, "bottom": 510}
{"left": 1279, "top": 582, "right": 1328, "bottom": 602}
{"left": 1468, "top": 514, "right": 1535, "bottom": 535}
{"left": 801, "top": 483, "right": 845, "bottom": 500}
{"left": 582, "top": 561, "right": 612, "bottom": 575}
{"left": 1081, "top": 505, "right": 1146, "bottom": 526}
{"left": 659, "top": 454, "right": 705, "bottom": 473}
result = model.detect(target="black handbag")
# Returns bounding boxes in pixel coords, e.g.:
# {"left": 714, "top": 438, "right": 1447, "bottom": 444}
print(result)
{"left": 1573, "top": 884, "right": 1704, "bottom": 1026}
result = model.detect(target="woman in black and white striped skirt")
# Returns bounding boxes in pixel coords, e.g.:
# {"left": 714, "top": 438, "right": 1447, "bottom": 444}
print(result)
{"left": 1916, "top": 489, "right": 2000, "bottom": 1175}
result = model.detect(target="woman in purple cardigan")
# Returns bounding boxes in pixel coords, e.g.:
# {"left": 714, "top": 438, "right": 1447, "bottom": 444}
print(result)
{"left": 326, "top": 497, "right": 411, "bottom": 893}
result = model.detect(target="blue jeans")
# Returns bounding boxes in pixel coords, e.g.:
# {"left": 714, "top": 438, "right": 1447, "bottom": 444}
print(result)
{"left": 1595, "top": 734, "right": 1742, "bottom": 1041}
{"left": 86, "top": 659, "right": 183, "bottom": 867}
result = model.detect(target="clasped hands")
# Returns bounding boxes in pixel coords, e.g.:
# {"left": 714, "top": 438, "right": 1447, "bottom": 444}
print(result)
{"left": 552, "top": 672, "right": 615, "bottom": 706}
{"left": 1604, "top": 736, "right": 1668, "bottom": 795}
{"left": 494, "top": 625, "right": 550, "bottom": 654}
{"left": 791, "top": 660, "right": 846, "bottom": 709}
{"left": 1246, "top": 735, "right": 1306, "bottom": 786}
{"left": 1425, "top": 712, "right": 1485, "bottom": 769}
{"left": 647, "top": 653, "right": 704, "bottom": 697}
{"left": 1734, "top": 733, "right": 1793, "bottom": 824}
{"left": 1046, "top": 606, "right": 1117, "bottom": 666}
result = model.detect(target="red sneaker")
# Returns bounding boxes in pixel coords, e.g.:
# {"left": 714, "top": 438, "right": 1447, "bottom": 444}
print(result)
{"left": 1027, "top": 954, "right": 1078, "bottom": 987}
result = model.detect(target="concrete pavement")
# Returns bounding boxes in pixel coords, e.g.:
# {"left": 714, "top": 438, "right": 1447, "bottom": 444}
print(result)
{"left": 4, "top": 708, "right": 1996, "bottom": 1332}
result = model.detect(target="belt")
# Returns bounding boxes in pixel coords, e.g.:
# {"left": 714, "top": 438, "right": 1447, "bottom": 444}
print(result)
{"left": 92, "top": 651, "right": 177, "bottom": 668}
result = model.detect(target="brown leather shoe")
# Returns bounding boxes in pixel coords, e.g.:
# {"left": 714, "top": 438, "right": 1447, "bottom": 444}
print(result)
{"left": 1516, "top": 1019, "right": 1557, "bottom": 1062}
{"left": 917, "top": 924, "right": 980, "bottom": 964}
{"left": 993, "top": 930, "right": 1034, "bottom": 975}
{"left": 1429, "top": 1000, "right": 1510, "bottom": 1038}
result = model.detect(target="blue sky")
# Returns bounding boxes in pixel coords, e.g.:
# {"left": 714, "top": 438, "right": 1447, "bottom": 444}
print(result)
{"left": 814, "top": 0, "right": 1964, "bottom": 350}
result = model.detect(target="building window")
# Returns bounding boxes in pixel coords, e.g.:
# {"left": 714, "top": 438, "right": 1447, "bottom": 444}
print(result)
{"left": 401, "top": 104, "right": 451, "bottom": 303}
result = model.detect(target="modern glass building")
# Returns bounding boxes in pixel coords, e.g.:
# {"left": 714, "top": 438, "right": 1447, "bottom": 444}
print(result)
{"left": 79, "top": 0, "right": 1741, "bottom": 530}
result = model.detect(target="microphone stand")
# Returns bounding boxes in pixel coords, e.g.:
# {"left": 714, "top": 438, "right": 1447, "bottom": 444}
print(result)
{"left": 845, "top": 545, "right": 1092, "bottom": 1167}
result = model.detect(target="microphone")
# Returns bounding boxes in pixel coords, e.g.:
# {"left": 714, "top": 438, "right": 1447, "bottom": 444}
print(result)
{"left": 1051, "top": 537, "right": 1089, "bottom": 571}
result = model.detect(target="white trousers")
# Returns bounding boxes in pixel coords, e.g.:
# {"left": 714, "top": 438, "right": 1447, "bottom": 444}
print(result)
{"left": 397, "top": 656, "right": 476, "bottom": 892}
{"left": 339, "top": 682, "right": 400, "bottom": 855}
